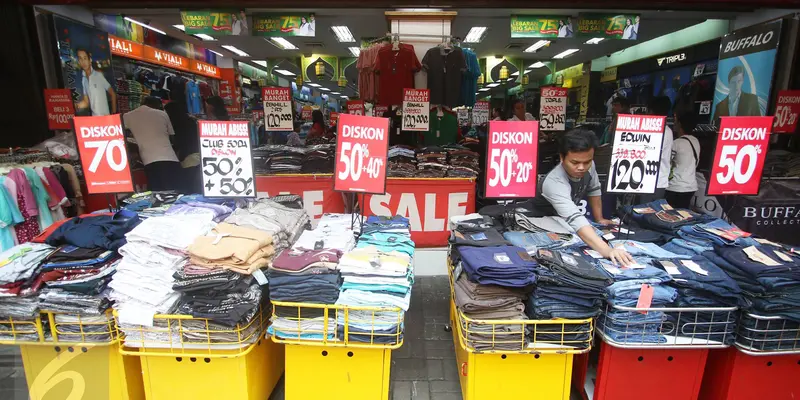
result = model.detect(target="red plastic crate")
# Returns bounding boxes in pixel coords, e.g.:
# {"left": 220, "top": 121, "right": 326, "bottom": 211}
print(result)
{"left": 700, "top": 347, "right": 800, "bottom": 400}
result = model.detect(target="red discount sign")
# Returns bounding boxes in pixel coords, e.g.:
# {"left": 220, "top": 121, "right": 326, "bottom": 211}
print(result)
{"left": 485, "top": 120, "right": 539, "bottom": 198}
{"left": 773, "top": 90, "right": 800, "bottom": 133}
{"left": 44, "top": 89, "right": 75, "bottom": 130}
{"left": 374, "top": 104, "right": 389, "bottom": 117}
{"left": 73, "top": 114, "right": 134, "bottom": 194}
{"left": 329, "top": 112, "right": 339, "bottom": 127}
{"left": 708, "top": 116, "right": 774, "bottom": 195}
{"left": 334, "top": 113, "right": 390, "bottom": 194}
{"left": 347, "top": 100, "right": 365, "bottom": 116}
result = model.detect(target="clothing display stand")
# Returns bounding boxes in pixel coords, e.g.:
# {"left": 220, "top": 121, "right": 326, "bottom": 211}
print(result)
{"left": 698, "top": 313, "right": 800, "bottom": 400}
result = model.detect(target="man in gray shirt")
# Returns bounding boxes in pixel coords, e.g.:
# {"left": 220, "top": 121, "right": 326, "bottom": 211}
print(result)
{"left": 533, "top": 129, "right": 634, "bottom": 266}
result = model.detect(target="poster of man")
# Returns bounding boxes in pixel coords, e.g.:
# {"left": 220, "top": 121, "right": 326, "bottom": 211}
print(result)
{"left": 712, "top": 65, "right": 763, "bottom": 119}
{"left": 54, "top": 15, "right": 116, "bottom": 117}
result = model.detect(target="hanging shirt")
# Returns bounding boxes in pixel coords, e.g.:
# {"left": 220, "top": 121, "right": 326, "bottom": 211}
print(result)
{"left": 460, "top": 49, "right": 481, "bottom": 107}
{"left": 424, "top": 109, "right": 458, "bottom": 146}
{"left": 0, "top": 177, "right": 23, "bottom": 251}
{"left": 185, "top": 80, "right": 202, "bottom": 114}
{"left": 22, "top": 167, "right": 54, "bottom": 230}
{"left": 422, "top": 46, "right": 467, "bottom": 108}
{"left": 376, "top": 44, "right": 421, "bottom": 107}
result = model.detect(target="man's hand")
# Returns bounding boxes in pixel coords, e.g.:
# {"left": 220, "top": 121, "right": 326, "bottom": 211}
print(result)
{"left": 605, "top": 248, "right": 634, "bottom": 267}
{"left": 596, "top": 218, "right": 617, "bottom": 226}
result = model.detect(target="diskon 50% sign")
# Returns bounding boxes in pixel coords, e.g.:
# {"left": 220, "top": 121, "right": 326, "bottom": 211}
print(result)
{"left": 402, "top": 89, "right": 430, "bottom": 131}
{"left": 484, "top": 120, "right": 539, "bottom": 198}
{"left": 773, "top": 90, "right": 800, "bottom": 134}
{"left": 539, "top": 87, "right": 567, "bottom": 131}
{"left": 606, "top": 114, "right": 665, "bottom": 194}
{"left": 199, "top": 120, "right": 256, "bottom": 197}
{"left": 73, "top": 114, "right": 134, "bottom": 194}
{"left": 262, "top": 87, "right": 292, "bottom": 131}
{"left": 334, "top": 113, "right": 389, "bottom": 194}
{"left": 708, "top": 116, "right": 773, "bottom": 195}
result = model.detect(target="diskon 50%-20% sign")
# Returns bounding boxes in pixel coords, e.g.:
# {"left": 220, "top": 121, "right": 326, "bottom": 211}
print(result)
{"left": 485, "top": 120, "right": 539, "bottom": 198}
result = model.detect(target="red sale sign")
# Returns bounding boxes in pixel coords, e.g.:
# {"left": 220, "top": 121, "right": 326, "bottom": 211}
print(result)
{"left": 773, "top": 90, "right": 800, "bottom": 133}
{"left": 73, "top": 114, "right": 134, "bottom": 194}
{"left": 347, "top": 100, "right": 365, "bottom": 116}
{"left": 329, "top": 112, "right": 339, "bottom": 127}
{"left": 44, "top": 89, "right": 75, "bottom": 130}
{"left": 334, "top": 113, "right": 390, "bottom": 194}
{"left": 374, "top": 104, "right": 389, "bottom": 117}
{"left": 484, "top": 120, "right": 539, "bottom": 198}
{"left": 708, "top": 116, "right": 774, "bottom": 196}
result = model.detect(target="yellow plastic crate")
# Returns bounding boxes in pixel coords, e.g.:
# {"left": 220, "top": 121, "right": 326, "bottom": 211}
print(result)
{"left": 0, "top": 314, "right": 46, "bottom": 344}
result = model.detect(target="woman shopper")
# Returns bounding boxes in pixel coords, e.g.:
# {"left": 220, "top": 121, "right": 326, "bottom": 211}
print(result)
{"left": 666, "top": 109, "right": 700, "bottom": 209}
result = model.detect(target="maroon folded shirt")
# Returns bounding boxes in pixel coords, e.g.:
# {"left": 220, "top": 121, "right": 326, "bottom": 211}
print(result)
{"left": 270, "top": 249, "right": 342, "bottom": 274}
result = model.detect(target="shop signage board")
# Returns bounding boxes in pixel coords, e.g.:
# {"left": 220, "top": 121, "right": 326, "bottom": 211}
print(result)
{"left": 261, "top": 87, "right": 292, "bottom": 131}
{"left": 72, "top": 114, "right": 134, "bottom": 194}
{"left": 401, "top": 89, "right": 430, "bottom": 131}
{"left": 334, "top": 114, "right": 390, "bottom": 194}
{"left": 773, "top": 90, "right": 800, "bottom": 133}
{"left": 180, "top": 10, "right": 247, "bottom": 36}
{"left": 108, "top": 35, "right": 222, "bottom": 79}
{"left": 472, "top": 101, "right": 489, "bottom": 125}
{"left": 725, "top": 179, "right": 800, "bottom": 246}
{"left": 347, "top": 100, "right": 365, "bottom": 115}
{"left": 600, "top": 67, "right": 618, "bottom": 83}
{"left": 373, "top": 104, "right": 389, "bottom": 117}
{"left": 484, "top": 120, "right": 539, "bottom": 198}
{"left": 539, "top": 87, "right": 568, "bottom": 131}
{"left": 457, "top": 109, "right": 470, "bottom": 126}
{"left": 198, "top": 120, "right": 255, "bottom": 198}
{"left": 577, "top": 14, "right": 640, "bottom": 40}
{"left": 252, "top": 13, "right": 316, "bottom": 37}
{"left": 510, "top": 15, "right": 575, "bottom": 38}
{"left": 606, "top": 114, "right": 666, "bottom": 194}
{"left": 219, "top": 68, "right": 241, "bottom": 114}
{"left": 711, "top": 20, "right": 782, "bottom": 122}
{"left": 44, "top": 89, "right": 75, "bottom": 130}
{"left": 707, "top": 116, "right": 773, "bottom": 196}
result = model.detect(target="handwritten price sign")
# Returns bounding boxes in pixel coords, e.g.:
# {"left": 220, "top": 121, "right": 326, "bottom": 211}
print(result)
{"left": 199, "top": 120, "right": 256, "bottom": 198}
{"left": 473, "top": 101, "right": 489, "bottom": 126}
{"left": 334, "top": 113, "right": 389, "bottom": 194}
{"left": 773, "top": 90, "right": 800, "bottom": 134}
{"left": 262, "top": 87, "right": 292, "bottom": 131}
{"left": 540, "top": 87, "right": 567, "bottom": 131}
{"left": 708, "top": 116, "right": 773, "bottom": 195}
{"left": 73, "top": 114, "right": 134, "bottom": 194}
{"left": 606, "top": 114, "right": 666, "bottom": 194}
{"left": 402, "top": 88, "right": 430, "bottom": 131}
{"left": 44, "top": 89, "right": 75, "bottom": 130}
{"left": 484, "top": 120, "right": 539, "bottom": 198}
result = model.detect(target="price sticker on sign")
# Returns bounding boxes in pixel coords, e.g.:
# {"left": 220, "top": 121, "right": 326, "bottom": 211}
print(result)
{"left": 606, "top": 114, "right": 666, "bottom": 194}
{"left": 484, "top": 120, "right": 539, "bottom": 198}
{"left": 773, "top": 90, "right": 800, "bottom": 134}
{"left": 539, "top": 87, "right": 568, "bottom": 131}
{"left": 472, "top": 101, "right": 489, "bottom": 126}
{"left": 334, "top": 113, "right": 390, "bottom": 194}
{"left": 44, "top": 88, "right": 75, "bottom": 130}
{"left": 198, "top": 120, "right": 256, "bottom": 198}
{"left": 402, "top": 88, "right": 430, "bottom": 131}
{"left": 261, "top": 87, "right": 292, "bottom": 131}
{"left": 707, "top": 116, "right": 773, "bottom": 195}
{"left": 73, "top": 114, "right": 134, "bottom": 194}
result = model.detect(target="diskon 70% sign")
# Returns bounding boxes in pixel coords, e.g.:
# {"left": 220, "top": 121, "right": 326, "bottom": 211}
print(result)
{"left": 334, "top": 113, "right": 389, "bottom": 194}
{"left": 606, "top": 114, "right": 665, "bottom": 194}
{"left": 198, "top": 120, "right": 256, "bottom": 197}
{"left": 72, "top": 114, "right": 133, "bottom": 194}
{"left": 708, "top": 116, "right": 774, "bottom": 196}
{"left": 484, "top": 120, "right": 539, "bottom": 198}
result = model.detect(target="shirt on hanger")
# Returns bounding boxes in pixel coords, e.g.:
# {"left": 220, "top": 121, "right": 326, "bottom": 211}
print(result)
{"left": 422, "top": 46, "right": 467, "bottom": 108}
{"left": 376, "top": 44, "right": 421, "bottom": 107}
{"left": 185, "top": 80, "right": 202, "bottom": 114}
{"left": 424, "top": 109, "right": 458, "bottom": 146}
{"left": 460, "top": 49, "right": 481, "bottom": 107}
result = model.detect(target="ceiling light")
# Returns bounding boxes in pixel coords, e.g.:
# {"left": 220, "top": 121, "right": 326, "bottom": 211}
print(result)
{"left": 173, "top": 25, "right": 185, "bottom": 32}
{"left": 194, "top": 33, "right": 216, "bottom": 41}
{"left": 396, "top": 8, "right": 444, "bottom": 12}
{"left": 332, "top": 92, "right": 341, "bottom": 95}
{"left": 269, "top": 37, "right": 298, "bottom": 50}
{"left": 307, "top": 83, "right": 321, "bottom": 88}
{"left": 252, "top": 61, "right": 268, "bottom": 68}
{"left": 585, "top": 38, "right": 604, "bottom": 44}
{"left": 124, "top": 17, "right": 166, "bottom": 35}
{"left": 349, "top": 47, "right": 361, "bottom": 57}
{"left": 524, "top": 69, "right": 531, "bottom": 74}
{"left": 221, "top": 45, "right": 249, "bottom": 57}
{"left": 511, "top": 71, "right": 520, "bottom": 76}
{"left": 464, "top": 27, "right": 487, "bottom": 43}
{"left": 486, "top": 83, "right": 500, "bottom": 88}
{"left": 341, "top": 95, "right": 349, "bottom": 98}
{"left": 524, "top": 40, "right": 550, "bottom": 53}
{"left": 274, "top": 69, "right": 296, "bottom": 76}
{"left": 479, "top": 88, "right": 490, "bottom": 92}
{"left": 319, "top": 87, "right": 331, "bottom": 92}
{"left": 553, "top": 49, "right": 580, "bottom": 59}
{"left": 331, "top": 26, "right": 355, "bottom": 43}
{"left": 209, "top": 49, "right": 223, "bottom": 57}
{"left": 529, "top": 62, "right": 546, "bottom": 68}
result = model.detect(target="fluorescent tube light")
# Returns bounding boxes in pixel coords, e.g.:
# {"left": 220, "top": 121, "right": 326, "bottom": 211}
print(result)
{"left": 221, "top": 45, "right": 250, "bottom": 57}
{"left": 319, "top": 87, "right": 331, "bottom": 92}
{"left": 209, "top": 49, "right": 223, "bottom": 57}
{"left": 194, "top": 33, "right": 216, "bottom": 41}
{"left": 553, "top": 49, "right": 580, "bottom": 59}
{"left": 173, "top": 25, "right": 185, "bottom": 32}
{"left": 270, "top": 37, "right": 298, "bottom": 50}
{"left": 331, "top": 26, "right": 355, "bottom": 43}
{"left": 464, "top": 27, "right": 487, "bottom": 43}
{"left": 528, "top": 62, "right": 546, "bottom": 68}
{"left": 124, "top": 17, "right": 166, "bottom": 35}
{"left": 486, "top": 82, "right": 500, "bottom": 88}
{"left": 274, "top": 69, "right": 296, "bottom": 76}
{"left": 332, "top": 92, "right": 341, "bottom": 95}
{"left": 479, "top": 88, "right": 490, "bottom": 92}
{"left": 253, "top": 61, "right": 268, "bottom": 68}
{"left": 307, "top": 83, "right": 321, "bottom": 88}
{"left": 585, "top": 38, "right": 604, "bottom": 44}
{"left": 524, "top": 40, "right": 550, "bottom": 53}
{"left": 349, "top": 47, "right": 361, "bottom": 57}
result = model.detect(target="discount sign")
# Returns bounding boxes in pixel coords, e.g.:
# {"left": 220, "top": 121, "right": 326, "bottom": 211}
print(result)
{"left": 473, "top": 101, "right": 489, "bottom": 126}
{"left": 539, "top": 87, "right": 567, "bottom": 131}
{"left": 606, "top": 114, "right": 666, "bottom": 194}
{"left": 773, "top": 90, "right": 800, "bottom": 134}
{"left": 199, "top": 120, "right": 256, "bottom": 198}
{"left": 347, "top": 100, "right": 365, "bottom": 116}
{"left": 457, "top": 109, "right": 470, "bottom": 126}
{"left": 708, "top": 116, "right": 773, "bottom": 195}
{"left": 334, "top": 113, "right": 389, "bottom": 194}
{"left": 373, "top": 104, "right": 389, "bottom": 117}
{"left": 484, "top": 120, "right": 539, "bottom": 198}
{"left": 262, "top": 87, "right": 292, "bottom": 131}
{"left": 73, "top": 114, "right": 133, "bottom": 194}
{"left": 402, "top": 89, "right": 430, "bottom": 131}
{"left": 44, "top": 89, "right": 75, "bottom": 130}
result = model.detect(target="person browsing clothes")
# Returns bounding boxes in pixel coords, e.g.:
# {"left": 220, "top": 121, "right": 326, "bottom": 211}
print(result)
{"left": 532, "top": 129, "right": 634, "bottom": 266}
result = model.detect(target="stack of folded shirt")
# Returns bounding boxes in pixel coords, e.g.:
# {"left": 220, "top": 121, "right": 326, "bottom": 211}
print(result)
{"left": 0, "top": 296, "right": 43, "bottom": 341}
{"left": 225, "top": 198, "right": 310, "bottom": 250}
{"left": 187, "top": 223, "right": 274, "bottom": 275}
{"left": 416, "top": 146, "right": 449, "bottom": 178}
{"left": 302, "top": 144, "right": 335, "bottom": 173}
{"left": 120, "top": 191, "right": 183, "bottom": 218}
{"left": 445, "top": 146, "right": 479, "bottom": 178}
{"left": 252, "top": 145, "right": 307, "bottom": 174}
{"left": 416, "top": 162, "right": 449, "bottom": 178}
{"left": 165, "top": 200, "right": 234, "bottom": 222}
{"left": 292, "top": 217, "right": 357, "bottom": 252}
{"left": 0, "top": 242, "right": 55, "bottom": 296}
{"left": 388, "top": 146, "right": 417, "bottom": 177}
{"left": 454, "top": 275, "right": 528, "bottom": 351}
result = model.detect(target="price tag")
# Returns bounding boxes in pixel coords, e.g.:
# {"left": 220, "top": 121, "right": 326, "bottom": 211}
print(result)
{"left": 401, "top": 88, "right": 430, "bottom": 131}
{"left": 44, "top": 88, "right": 75, "bottom": 130}
{"left": 261, "top": 87, "right": 293, "bottom": 131}
{"left": 693, "top": 63, "right": 705, "bottom": 77}
{"left": 606, "top": 114, "right": 666, "bottom": 194}
{"left": 484, "top": 120, "right": 539, "bottom": 198}
{"left": 73, "top": 114, "right": 134, "bottom": 194}
{"left": 773, "top": 90, "right": 800, "bottom": 134}
{"left": 635, "top": 284, "right": 654, "bottom": 313}
{"left": 660, "top": 261, "right": 682, "bottom": 276}
{"left": 347, "top": 100, "right": 365, "bottom": 116}
{"left": 334, "top": 113, "right": 390, "bottom": 194}
{"left": 252, "top": 269, "right": 269, "bottom": 285}
{"left": 699, "top": 101, "right": 712, "bottom": 115}
{"left": 457, "top": 109, "right": 470, "bottom": 126}
{"left": 472, "top": 101, "right": 489, "bottom": 126}
{"left": 539, "top": 87, "right": 567, "bottom": 131}
{"left": 708, "top": 116, "right": 773, "bottom": 195}
{"left": 198, "top": 120, "right": 256, "bottom": 198}
{"left": 680, "top": 260, "right": 709, "bottom": 276}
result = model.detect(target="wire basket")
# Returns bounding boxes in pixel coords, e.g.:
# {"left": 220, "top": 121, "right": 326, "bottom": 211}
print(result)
{"left": 735, "top": 312, "right": 800, "bottom": 355}
{"left": 45, "top": 311, "right": 117, "bottom": 344}
{"left": 269, "top": 301, "right": 405, "bottom": 349}
{"left": 0, "top": 315, "right": 45, "bottom": 344}
{"left": 114, "top": 305, "right": 269, "bottom": 357}
{"left": 597, "top": 303, "right": 738, "bottom": 349}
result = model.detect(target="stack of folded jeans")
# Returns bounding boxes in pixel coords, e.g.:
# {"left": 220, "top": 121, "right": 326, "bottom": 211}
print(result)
{"left": 678, "top": 218, "right": 759, "bottom": 248}
{"left": 301, "top": 144, "right": 335, "bottom": 174}
{"left": 454, "top": 245, "right": 537, "bottom": 288}
{"left": 252, "top": 145, "right": 306, "bottom": 174}
{"left": 503, "top": 231, "right": 582, "bottom": 254}
{"left": 619, "top": 199, "right": 714, "bottom": 234}
{"left": 529, "top": 248, "right": 611, "bottom": 319}
{"left": 597, "top": 221, "right": 673, "bottom": 245}
{"left": 735, "top": 313, "right": 800, "bottom": 351}
{"left": 662, "top": 238, "right": 714, "bottom": 257}
{"left": 388, "top": 146, "right": 417, "bottom": 178}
